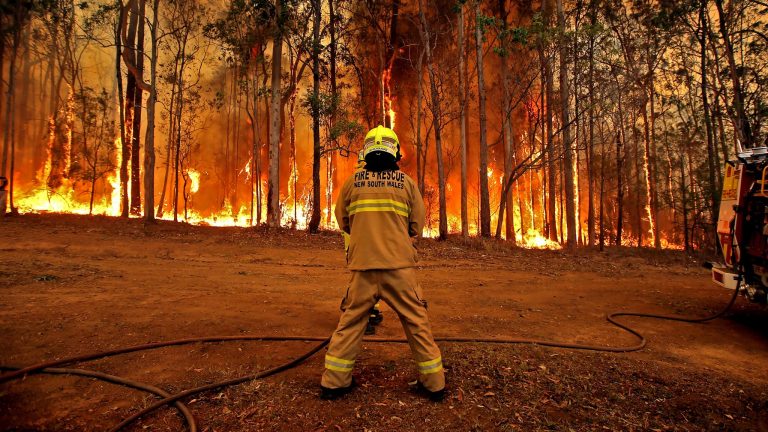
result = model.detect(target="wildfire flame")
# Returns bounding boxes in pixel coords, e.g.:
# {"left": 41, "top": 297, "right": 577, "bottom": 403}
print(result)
{"left": 188, "top": 169, "right": 201, "bottom": 194}
{"left": 108, "top": 137, "right": 121, "bottom": 214}
{"left": 383, "top": 67, "right": 395, "bottom": 129}
{"left": 521, "top": 229, "right": 561, "bottom": 249}
{"left": 10, "top": 69, "right": 682, "bottom": 252}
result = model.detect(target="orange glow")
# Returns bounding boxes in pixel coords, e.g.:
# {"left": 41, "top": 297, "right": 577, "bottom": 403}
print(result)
{"left": 188, "top": 169, "right": 201, "bottom": 194}
{"left": 521, "top": 229, "right": 561, "bottom": 250}
{"left": 383, "top": 67, "right": 396, "bottom": 129}
{"left": 12, "top": 81, "right": 677, "bottom": 252}
{"left": 108, "top": 137, "right": 121, "bottom": 214}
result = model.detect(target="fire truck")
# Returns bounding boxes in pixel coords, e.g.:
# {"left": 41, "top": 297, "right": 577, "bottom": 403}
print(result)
{"left": 712, "top": 146, "right": 768, "bottom": 303}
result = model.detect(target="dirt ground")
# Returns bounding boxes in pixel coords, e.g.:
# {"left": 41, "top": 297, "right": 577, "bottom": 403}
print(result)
{"left": 1, "top": 214, "right": 767, "bottom": 432}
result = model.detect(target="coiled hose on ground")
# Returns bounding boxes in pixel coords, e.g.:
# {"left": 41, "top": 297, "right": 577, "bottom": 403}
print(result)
{"left": 0, "top": 279, "right": 742, "bottom": 432}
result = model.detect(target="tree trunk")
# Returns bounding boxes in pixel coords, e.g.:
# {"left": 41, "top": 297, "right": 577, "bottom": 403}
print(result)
{"left": 545, "top": 56, "right": 557, "bottom": 242}
{"left": 680, "top": 151, "right": 690, "bottom": 251}
{"left": 9, "top": 85, "right": 16, "bottom": 214}
{"left": 646, "top": 41, "right": 661, "bottom": 249}
{"left": 7, "top": 32, "right": 20, "bottom": 215}
{"left": 143, "top": 0, "right": 159, "bottom": 222}
{"left": 615, "top": 129, "right": 624, "bottom": 246}
{"left": 289, "top": 90, "right": 298, "bottom": 228}
{"left": 172, "top": 33, "right": 188, "bottom": 223}
{"left": 328, "top": 0, "right": 338, "bottom": 101}
{"left": 700, "top": 0, "right": 718, "bottom": 230}
{"left": 475, "top": 3, "right": 491, "bottom": 237}
{"left": 713, "top": 0, "right": 754, "bottom": 149}
{"left": 419, "top": 0, "right": 447, "bottom": 239}
{"left": 115, "top": 0, "right": 128, "bottom": 217}
{"left": 308, "top": 0, "right": 322, "bottom": 233}
{"left": 687, "top": 150, "right": 698, "bottom": 248}
{"left": 631, "top": 116, "right": 643, "bottom": 247}
{"left": 155, "top": 62, "right": 177, "bottom": 218}
{"left": 458, "top": 4, "right": 469, "bottom": 237}
{"left": 598, "top": 113, "right": 606, "bottom": 251}
{"left": 246, "top": 52, "right": 262, "bottom": 226}
{"left": 557, "top": 0, "right": 576, "bottom": 248}
{"left": 587, "top": 7, "right": 596, "bottom": 246}
{"left": 122, "top": 1, "right": 138, "bottom": 218}
{"left": 2, "top": 22, "right": 20, "bottom": 216}
{"left": 714, "top": 86, "right": 729, "bottom": 172}
{"left": 0, "top": 31, "right": 4, "bottom": 169}
{"left": 233, "top": 67, "right": 242, "bottom": 212}
{"left": 499, "top": 0, "right": 516, "bottom": 244}
{"left": 267, "top": 2, "right": 283, "bottom": 228}
{"left": 130, "top": 0, "right": 146, "bottom": 216}
{"left": 615, "top": 79, "right": 627, "bottom": 246}
{"left": 415, "top": 48, "right": 425, "bottom": 195}
{"left": 641, "top": 102, "right": 657, "bottom": 248}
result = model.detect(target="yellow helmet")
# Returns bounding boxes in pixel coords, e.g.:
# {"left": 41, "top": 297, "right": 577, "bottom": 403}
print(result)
{"left": 363, "top": 125, "right": 401, "bottom": 161}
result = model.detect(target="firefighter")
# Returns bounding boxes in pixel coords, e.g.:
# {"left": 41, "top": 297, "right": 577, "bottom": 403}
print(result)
{"left": 321, "top": 125, "right": 445, "bottom": 402}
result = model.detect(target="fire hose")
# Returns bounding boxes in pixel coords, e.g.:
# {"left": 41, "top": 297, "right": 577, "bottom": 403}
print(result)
{"left": 0, "top": 278, "right": 742, "bottom": 432}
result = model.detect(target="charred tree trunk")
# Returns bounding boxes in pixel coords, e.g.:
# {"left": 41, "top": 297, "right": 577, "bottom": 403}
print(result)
{"left": 632, "top": 116, "right": 643, "bottom": 247}
{"left": 246, "top": 51, "right": 262, "bottom": 226}
{"left": 646, "top": 41, "right": 660, "bottom": 249}
{"left": 415, "top": 48, "right": 425, "bottom": 195}
{"left": 267, "top": 1, "right": 283, "bottom": 228}
{"left": 328, "top": 0, "right": 338, "bottom": 103}
{"left": 289, "top": 90, "right": 298, "bottom": 228}
{"left": 458, "top": 4, "right": 469, "bottom": 237}
{"left": 700, "top": 0, "right": 718, "bottom": 229}
{"left": 122, "top": 2, "right": 138, "bottom": 218}
{"left": 615, "top": 129, "right": 624, "bottom": 246}
{"left": 130, "top": 0, "right": 146, "bottom": 216}
{"left": 641, "top": 102, "right": 657, "bottom": 248}
{"left": 172, "top": 32, "right": 188, "bottom": 223}
{"left": 308, "top": 0, "right": 322, "bottom": 234}
{"left": 557, "top": 0, "right": 576, "bottom": 248}
{"left": 143, "top": 0, "right": 159, "bottom": 222}
{"left": 115, "top": 0, "right": 128, "bottom": 217}
{"left": 587, "top": 6, "right": 596, "bottom": 246}
{"left": 680, "top": 151, "right": 690, "bottom": 251}
{"left": 0, "top": 31, "right": 4, "bottom": 165}
{"left": 1, "top": 16, "right": 21, "bottom": 216}
{"left": 642, "top": 48, "right": 661, "bottom": 249}
{"left": 155, "top": 58, "right": 177, "bottom": 218}
{"left": 499, "top": 0, "right": 516, "bottom": 244}
{"left": 598, "top": 115, "right": 606, "bottom": 251}
{"left": 545, "top": 57, "right": 557, "bottom": 242}
{"left": 475, "top": 3, "right": 491, "bottom": 237}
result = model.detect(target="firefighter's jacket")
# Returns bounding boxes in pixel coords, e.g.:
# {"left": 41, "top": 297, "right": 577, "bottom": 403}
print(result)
{"left": 335, "top": 169, "right": 425, "bottom": 270}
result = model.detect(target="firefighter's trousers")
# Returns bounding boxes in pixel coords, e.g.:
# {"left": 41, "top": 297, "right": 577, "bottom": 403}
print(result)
{"left": 321, "top": 268, "right": 445, "bottom": 392}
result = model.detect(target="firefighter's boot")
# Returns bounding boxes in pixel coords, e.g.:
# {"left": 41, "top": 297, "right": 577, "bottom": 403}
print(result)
{"left": 413, "top": 380, "right": 446, "bottom": 402}
{"left": 320, "top": 377, "right": 357, "bottom": 400}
